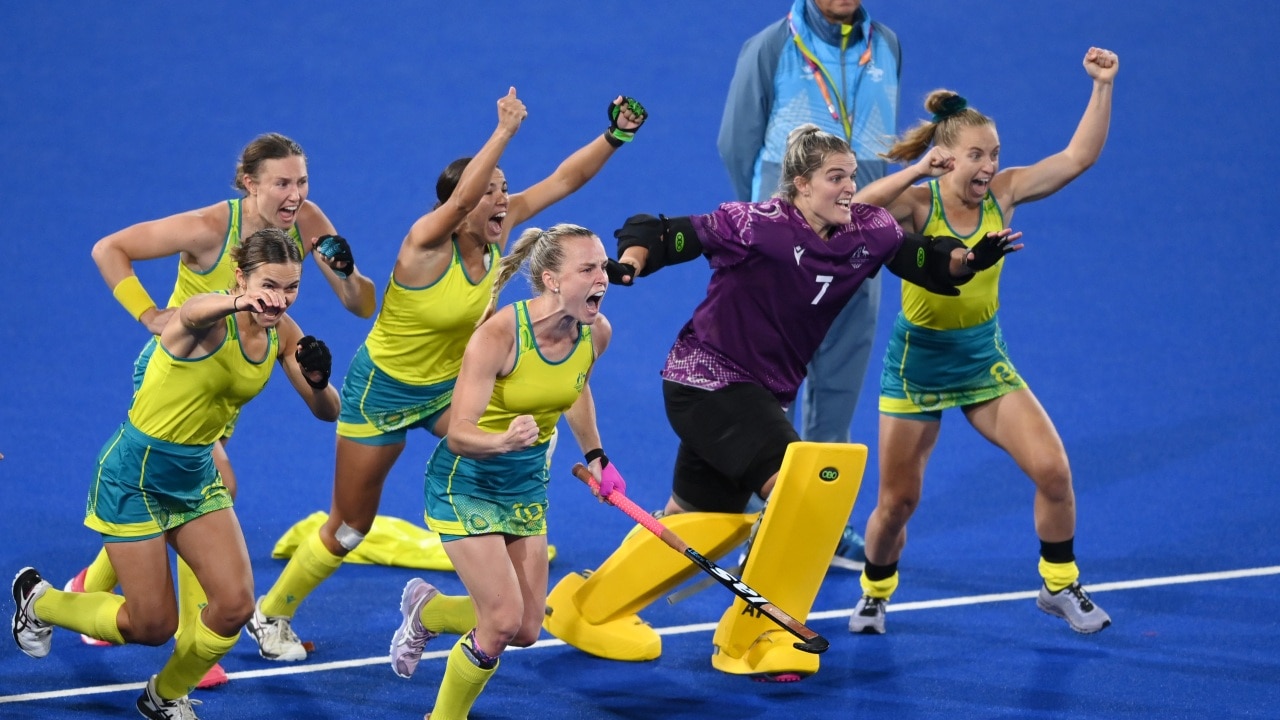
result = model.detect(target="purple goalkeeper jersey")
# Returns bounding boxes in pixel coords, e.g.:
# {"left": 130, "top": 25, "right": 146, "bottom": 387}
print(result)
{"left": 660, "top": 199, "right": 903, "bottom": 404}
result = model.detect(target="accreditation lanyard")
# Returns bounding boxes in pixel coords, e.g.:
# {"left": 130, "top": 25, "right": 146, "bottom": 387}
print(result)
{"left": 788, "top": 12, "right": 872, "bottom": 142}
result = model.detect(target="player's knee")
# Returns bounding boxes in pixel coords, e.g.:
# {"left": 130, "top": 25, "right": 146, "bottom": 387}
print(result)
{"left": 478, "top": 597, "right": 525, "bottom": 643}
{"left": 123, "top": 613, "right": 178, "bottom": 646}
{"left": 510, "top": 624, "right": 541, "bottom": 648}
{"left": 206, "top": 587, "right": 256, "bottom": 630}
{"left": 876, "top": 490, "right": 920, "bottom": 527}
{"left": 484, "top": 618, "right": 523, "bottom": 649}
{"left": 1027, "top": 455, "right": 1072, "bottom": 500}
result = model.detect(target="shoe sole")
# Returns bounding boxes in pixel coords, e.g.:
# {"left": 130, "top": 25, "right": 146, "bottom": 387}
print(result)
{"left": 751, "top": 672, "right": 805, "bottom": 683}
{"left": 829, "top": 556, "right": 866, "bottom": 571}
{"left": 1036, "top": 598, "right": 1111, "bottom": 634}
{"left": 390, "top": 579, "right": 438, "bottom": 679}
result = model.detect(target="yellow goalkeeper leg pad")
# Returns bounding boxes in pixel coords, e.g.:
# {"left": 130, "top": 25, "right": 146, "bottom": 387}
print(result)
{"left": 544, "top": 571, "right": 660, "bottom": 661}
{"left": 543, "top": 511, "right": 754, "bottom": 662}
{"left": 710, "top": 442, "right": 867, "bottom": 677}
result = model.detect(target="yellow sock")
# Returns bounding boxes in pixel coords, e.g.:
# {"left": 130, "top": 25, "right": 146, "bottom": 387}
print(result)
{"left": 154, "top": 615, "right": 238, "bottom": 700}
{"left": 420, "top": 594, "right": 476, "bottom": 635}
{"left": 261, "top": 530, "right": 344, "bottom": 617}
{"left": 33, "top": 588, "right": 126, "bottom": 645}
{"left": 84, "top": 548, "right": 118, "bottom": 593}
{"left": 1038, "top": 558, "right": 1080, "bottom": 593}
{"left": 175, "top": 558, "right": 208, "bottom": 640}
{"left": 859, "top": 570, "right": 900, "bottom": 600}
{"left": 431, "top": 636, "right": 499, "bottom": 720}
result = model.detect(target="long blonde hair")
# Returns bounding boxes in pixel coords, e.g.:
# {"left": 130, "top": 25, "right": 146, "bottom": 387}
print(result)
{"left": 883, "top": 90, "right": 994, "bottom": 163}
{"left": 477, "top": 223, "right": 596, "bottom": 326}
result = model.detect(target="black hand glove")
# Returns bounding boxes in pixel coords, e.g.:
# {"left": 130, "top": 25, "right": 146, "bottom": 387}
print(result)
{"left": 605, "top": 96, "right": 648, "bottom": 147}
{"left": 295, "top": 335, "right": 332, "bottom": 390}
{"left": 966, "top": 231, "right": 1017, "bottom": 272}
{"left": 315, "top": 235, "right": 355, "bottom": 278}
{"left": 605, "top": 259, "right": 637, "bottom": 286}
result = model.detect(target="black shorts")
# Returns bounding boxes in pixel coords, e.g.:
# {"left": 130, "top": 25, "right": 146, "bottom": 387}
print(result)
{"left": 662, "top": 381, "right": 799, "bottom": 513}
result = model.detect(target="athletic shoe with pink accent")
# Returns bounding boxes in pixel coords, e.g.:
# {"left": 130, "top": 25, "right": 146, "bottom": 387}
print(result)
{"left": 390, "top": 578, "right": 440, "bottom": 679}
{"left": 195, "top": 662, "right": 229, "bottom": 689}
{"left": 62, "top": 568, "right": 111, "bottom": 647}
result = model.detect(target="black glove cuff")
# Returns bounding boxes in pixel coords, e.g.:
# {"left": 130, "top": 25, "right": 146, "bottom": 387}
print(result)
{"left": 605, "top": 259, "right": 636, "bottom": 285}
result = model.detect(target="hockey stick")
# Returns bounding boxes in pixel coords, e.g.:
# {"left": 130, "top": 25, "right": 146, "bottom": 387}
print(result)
{"left": 571, "top": 463, "right": 829, "bottom": 654}
{"left": 667, "top": 507, "right": 763, "bottom": 605}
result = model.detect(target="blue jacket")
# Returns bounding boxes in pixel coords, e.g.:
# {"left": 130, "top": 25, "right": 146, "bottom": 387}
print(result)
{"left": 718, "top": 0, "right": 901, "bottom": 202}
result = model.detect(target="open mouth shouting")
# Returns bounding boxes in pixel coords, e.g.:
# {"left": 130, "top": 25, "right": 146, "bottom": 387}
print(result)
{"left": 584, "top": 288, "right": 606, "bottom": 314}
{"left": 487, "top": 211, "right": 506, "bottom": 238}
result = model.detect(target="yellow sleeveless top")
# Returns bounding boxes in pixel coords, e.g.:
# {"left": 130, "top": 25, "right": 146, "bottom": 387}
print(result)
{"left": 901, "top": 180, "right": 1006, "bottom": 330}
{"left": 365, "top": 240, "right": 499, "bottom": 386}
{"left": 167, "top": 198, "right": 303, "bottom": 307}
{"left": 478, "top": 301, "right": 595, "bottom": 444}
{"left": 129, "top": 311, "right": 278, "bottom": 444}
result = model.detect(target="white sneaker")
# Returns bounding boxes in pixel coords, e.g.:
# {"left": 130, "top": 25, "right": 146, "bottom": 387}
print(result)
{"left": 389, "top": 578, "right": 440, "bottom": 679}
{"left": 136, "top": 674, "right": 202, "bottom": 719}
{"left": 848, "top": 595, "right": 887, "bottom": 635}
{"left": 11, "top": 567, "right": 52, "bottom": 659}
{"left": 244, "top": 597, "right": 307, "bottom": 661}
{"left": 1037, "top": 582, "right": 1111, "bottom": 634}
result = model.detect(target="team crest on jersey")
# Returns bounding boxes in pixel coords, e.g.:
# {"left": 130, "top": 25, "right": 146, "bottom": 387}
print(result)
{"left": 794, "top": 246, "right": 806, "bottom": 265}
{"left": 867, "top": 66, "right": 885, "bottom": 82}
{"left": 850, "top": 245, "right": 871, "bottom": 269}
{"left": 574, "top": 372, "right": 587, "bottom": 392}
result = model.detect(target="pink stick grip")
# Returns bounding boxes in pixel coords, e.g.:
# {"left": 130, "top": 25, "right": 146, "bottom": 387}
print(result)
{"left": 572, "top": 463, "right": 670, "bottom": 541}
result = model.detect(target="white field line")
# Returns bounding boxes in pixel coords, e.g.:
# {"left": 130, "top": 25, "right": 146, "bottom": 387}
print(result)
{"left": 3, "top": 564, "right": 1277, "bottom": 704}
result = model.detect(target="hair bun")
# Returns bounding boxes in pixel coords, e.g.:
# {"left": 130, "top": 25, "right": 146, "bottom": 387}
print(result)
{"left": 930, "top": 94, "right": 968, "bottom": 124}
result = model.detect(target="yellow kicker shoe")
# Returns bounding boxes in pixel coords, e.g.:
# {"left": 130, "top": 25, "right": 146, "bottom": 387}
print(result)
{"left": 543, "top": 571, "right": 660, "bottom": 662}
{"left": 710, "top": 604, "right": 819, "bottom": 679}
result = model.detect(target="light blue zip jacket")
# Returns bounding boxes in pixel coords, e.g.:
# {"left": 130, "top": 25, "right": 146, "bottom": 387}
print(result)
{"left": 718, "top": 0, "right": 901, "bottom": 202}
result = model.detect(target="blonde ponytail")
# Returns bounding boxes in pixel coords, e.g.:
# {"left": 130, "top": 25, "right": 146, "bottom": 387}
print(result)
{"left": 884, "top": 89, "right": 994, "bottom": 163}
{"left": 475, "top": 223, "right": 597, "bottom": 326}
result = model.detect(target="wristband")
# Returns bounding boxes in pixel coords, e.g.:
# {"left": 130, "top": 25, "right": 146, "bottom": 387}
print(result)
{"left": 112, "top": 275, "right": 157, "bottom": 321}
{"left": 584, "top": 448, "right": 609, "bottom": 467}
{"left": 603, "top": 129, "right": 627, "bottom": 148}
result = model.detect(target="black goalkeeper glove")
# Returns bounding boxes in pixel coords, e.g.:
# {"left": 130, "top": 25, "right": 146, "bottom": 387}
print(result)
{"left": 965, "top": 231, "right": 1019, "bottom": 272}
{"left": 315, "top": 234, "right": 355, "bottom": 278}
{"left": 605, "top": 259, "right": 637, "bottom": 286}
{"left": 295, "top": 335, "right": 332, "bottom": 390}
{"left": 605, "top": 96, "right": 648, "bottom": 147}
